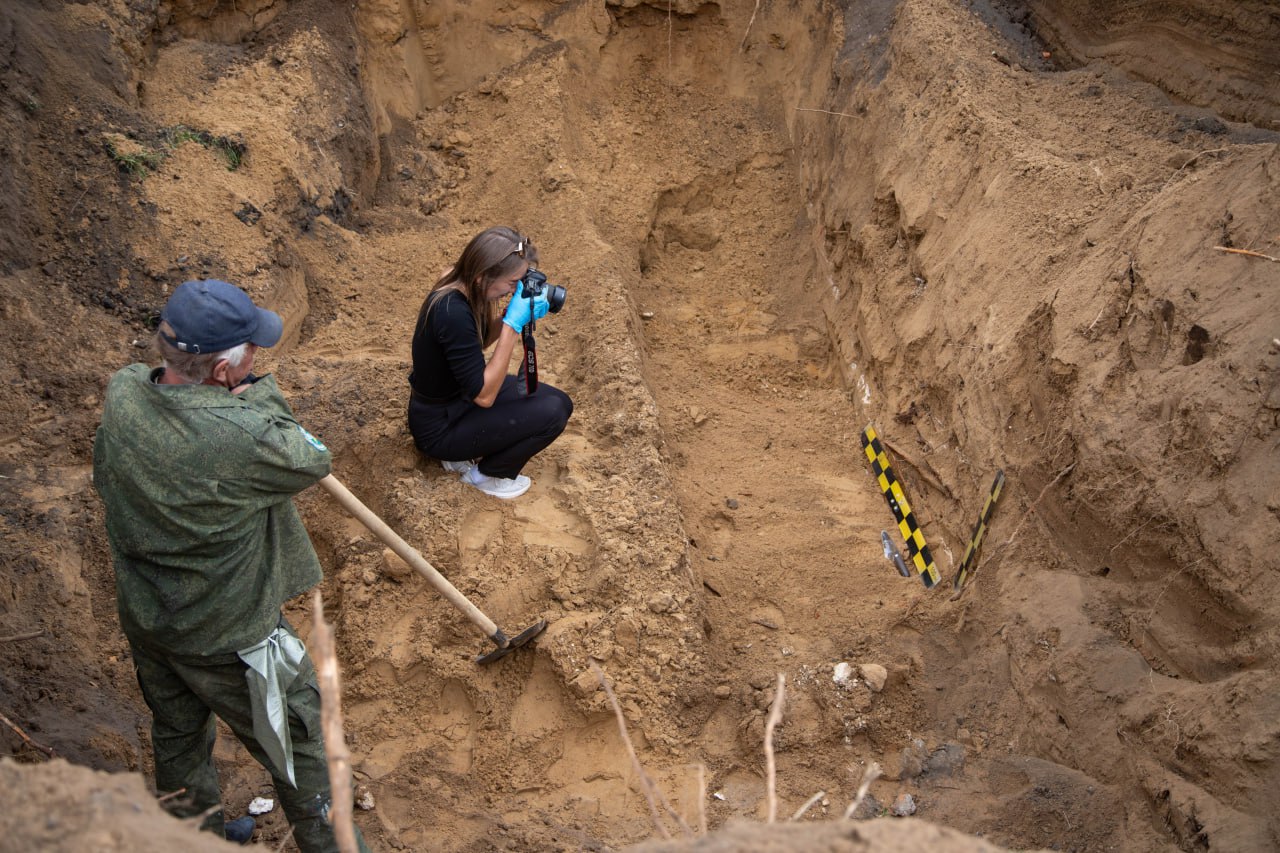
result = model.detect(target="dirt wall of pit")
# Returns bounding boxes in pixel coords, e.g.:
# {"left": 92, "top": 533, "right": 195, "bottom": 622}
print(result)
{"left": 799, "top": 1, "right": 1279, "bottom": 849}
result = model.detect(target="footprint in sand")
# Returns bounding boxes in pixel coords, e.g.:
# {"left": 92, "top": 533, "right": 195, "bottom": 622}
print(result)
{"left": 458, "top": 507, "right": 503, "bottom": 568}
{"left": 437, "top": 678, "right": 476, "bottom": 773}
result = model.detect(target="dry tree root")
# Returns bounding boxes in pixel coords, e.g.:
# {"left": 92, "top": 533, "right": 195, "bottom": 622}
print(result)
{"left": 0, "top": 629, "right": 44, "bottom": 643}
{"left": 979, "top": 461, "right": 1076, "bottom": 577}
{"left": 688, "top": 763, "right": 708, "bottom": 835}
{"left": 273, "top": 826, "right": 296, "bottom": 853}
{"left": 312, "top": 591, "right": 359, "bottom": 853}
{"left": 764, "top": 673, "right": 785, "bottom": 823}
{"left": 0, "top": 709, "right": 55, "bottom": 758}
{"left": 791, "top": 790, "right": 826, "bottom": 821}
{"left": 591, "top": 661, "right": 693, "bottom": 840}
{"left": 842, "top": 761, "right": 883, "bottom": 819}
{"left": 795, "top": 107, "right": 860, "bottom": 119}
{"left": 1214, "top": 246, "right": 1279, "bottom": 262}
{"left": 739, "top": 0, "right": 762, "bottom": 51}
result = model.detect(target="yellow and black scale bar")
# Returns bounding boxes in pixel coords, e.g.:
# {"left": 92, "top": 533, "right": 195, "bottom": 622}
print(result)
{"left": 952, "top": 469, "right": 1005, "bottom": 591}
{"left": 860, "top": 425, "right": 940, "bottom": 588}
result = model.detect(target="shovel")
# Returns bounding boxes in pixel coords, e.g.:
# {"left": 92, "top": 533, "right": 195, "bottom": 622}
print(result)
{"left": 318, "top": 474, "right": 547, "bottom": 664}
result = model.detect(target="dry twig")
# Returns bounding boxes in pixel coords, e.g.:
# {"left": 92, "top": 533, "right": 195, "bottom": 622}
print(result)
{"left": 882, "top": 436, "right": 954, "bottom": 499}
{"left": 790, "top": 790, "right": 825, "bottom": 821}
{"left": 312, "top": 591, "right": 359, "bottom": 853}
{"left": 1214, "top": 246, "right": 1279, "bottom": 262}
{"left": 842, "top": 761, "right": 883, "bottom": 819}
{"left": 0, "top": 629, "right": 44, "bottom": 643}
{"left": 1109, "top": 515, "right": 1157, "bottom": 553}
{"left": 274, "top": 826, "right": 296, "bottom": 853}
{"left": 795, "top": 107, "right": 859, "bottom": 119}
{"left": 689, "top": 763, "right": 708, "bottom": 835}
{"left": 739, "top": 0, "right": 762, "bottom": 51}
{"left": 764, "top": 673, "right": 785, "bottom": 823}
{"left": 184, "top": 802, "right": 224, "bottom": 829}
{"left": 981, "top": 462, "right": 1076, "bottom": 573}
{"left": 1161, "top": 147, "right": 1230, "bottom": 191}
{"left": 591, "top": 662, "right": 693, "bottom": 839}
{"left": 0, "top": 710, "right": 55, "bottom": 758}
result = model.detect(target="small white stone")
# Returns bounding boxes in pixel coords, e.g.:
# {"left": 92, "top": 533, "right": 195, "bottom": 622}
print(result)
{"left": 248, "top": 797, "right": 275, "bottom": 815}
{"left": 833, "top": 662, "right": 853, "bottom": 685}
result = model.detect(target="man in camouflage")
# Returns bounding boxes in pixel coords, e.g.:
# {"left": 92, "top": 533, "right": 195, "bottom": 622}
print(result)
{"left": 93, "top": 279, "right": 370, "bottom": 851}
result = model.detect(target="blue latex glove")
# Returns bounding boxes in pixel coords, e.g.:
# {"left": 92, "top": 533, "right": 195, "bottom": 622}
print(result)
{"left": 502, "top": 281, "right": 533, "bottom": 333}
{"left": 531, "top": 289, "right": 551, "bottom": 321}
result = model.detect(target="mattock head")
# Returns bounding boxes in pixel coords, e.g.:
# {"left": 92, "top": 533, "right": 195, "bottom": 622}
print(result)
{"left": 475, "top": 619, "right": 548, "bottom": 665}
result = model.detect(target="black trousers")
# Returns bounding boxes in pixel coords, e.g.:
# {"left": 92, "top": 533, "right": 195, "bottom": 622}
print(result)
{"left": 408, "top": 376, "right": 573, "bottom": 479}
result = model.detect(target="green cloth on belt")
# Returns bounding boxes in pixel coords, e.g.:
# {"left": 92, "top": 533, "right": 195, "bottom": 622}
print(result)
{"left": 130, "top": 629, "right": 372, "bottom": 853}
{"left": 239, "top": 624, "right": 309, "bottom": 788}
{"left": 93, "top": 364, "right": 332, "bottom": 657}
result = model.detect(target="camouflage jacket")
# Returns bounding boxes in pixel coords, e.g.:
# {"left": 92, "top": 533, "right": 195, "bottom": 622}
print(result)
{"left": 93, "top": 364, "right": 332, "bottom": 659}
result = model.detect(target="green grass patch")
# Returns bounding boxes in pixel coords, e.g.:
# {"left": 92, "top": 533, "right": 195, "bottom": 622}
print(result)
{"left": 163, "top": 125, "right": 247, "bottom": 171}
{"left": 104, "top": 125, "right": 247, "bottom": 178}
{"left": 105, "top": 137, "right": 165, "bottom": 176}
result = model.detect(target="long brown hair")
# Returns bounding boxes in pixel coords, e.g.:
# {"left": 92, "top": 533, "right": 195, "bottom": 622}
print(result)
{"left": 416, "top": 226, "right": 538, "bottom": 347}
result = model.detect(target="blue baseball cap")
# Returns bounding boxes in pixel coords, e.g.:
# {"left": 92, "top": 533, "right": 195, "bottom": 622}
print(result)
{"left": 159, "top": 279, "right": 283, "bottom": 354}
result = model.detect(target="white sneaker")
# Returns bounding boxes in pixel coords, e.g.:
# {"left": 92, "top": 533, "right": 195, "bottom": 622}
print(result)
{"left": 440, "top": 459, "right": 475, "bottom": 474}
{"left": 462, "top": 467, "right": 531, "bottom": 499}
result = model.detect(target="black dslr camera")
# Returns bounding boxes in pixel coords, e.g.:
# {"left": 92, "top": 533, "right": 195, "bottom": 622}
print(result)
{"left": 517, "top": 269, "right": 565, "bottom": 396}
{"left": 522, "top": 269, "right": 566, "bottom": 314}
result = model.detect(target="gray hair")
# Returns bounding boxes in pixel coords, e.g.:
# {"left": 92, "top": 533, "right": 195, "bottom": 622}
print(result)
{"left": 155, "top": 321, "right": 249, "bottom": 383}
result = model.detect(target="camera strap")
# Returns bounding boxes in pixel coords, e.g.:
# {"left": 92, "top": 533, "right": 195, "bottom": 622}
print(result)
{"left": 520, "top": 325, "right": 539, "bottom": 394}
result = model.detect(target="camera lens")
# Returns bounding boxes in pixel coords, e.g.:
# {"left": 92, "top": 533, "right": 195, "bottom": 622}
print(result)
{"left": 547, "top": 285, "right": 566, "bottom": 313}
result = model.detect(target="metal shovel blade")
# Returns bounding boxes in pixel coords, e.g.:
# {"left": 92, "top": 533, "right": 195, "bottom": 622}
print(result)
{"left": 475, "top": 619, "right": 548, "bottom": 665}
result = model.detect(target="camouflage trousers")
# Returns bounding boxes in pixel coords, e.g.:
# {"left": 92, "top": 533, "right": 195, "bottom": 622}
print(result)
{"left": 130, "top": 623, "right": 371, "bottom": 853}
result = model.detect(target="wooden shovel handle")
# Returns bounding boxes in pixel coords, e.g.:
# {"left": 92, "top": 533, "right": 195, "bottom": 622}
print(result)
{"left": 318, "top": 474, "right": 499, "bottom": 639}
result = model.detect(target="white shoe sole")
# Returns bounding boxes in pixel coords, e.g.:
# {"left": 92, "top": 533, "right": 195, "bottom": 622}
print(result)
{"left": 462, "top": 473, "right": 531, "bottom": 499}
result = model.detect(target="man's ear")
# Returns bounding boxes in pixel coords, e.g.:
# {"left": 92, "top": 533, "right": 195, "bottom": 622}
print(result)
{"left": 210, "top": 358, "right": 231, "bottom": 386}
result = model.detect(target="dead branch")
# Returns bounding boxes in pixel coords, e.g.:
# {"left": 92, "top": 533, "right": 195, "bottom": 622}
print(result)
{"left": 739, "top": 0, "right": 762, "bottom": 51}
{"left": 1214, "top": 246, "right": 1279, "bottom": 262}
{"left": 591, "top": 662, "right": 693, "bottom": 839}
{"left": 795, "top": 107, "right": 859, "bottom": 119}
{"left": 980, "top": 462, "right": 1076, "bottom": 575}
{"left": 1109, "top": 515, "right": 1157, "bottom": 553}
{"left": 881, "top": 436, "right": 954, "bottom": 499}
{"left": 764, "top": 673, "right": 785, "bottom": 823}
{"left": 273, "top": 826, "right": 296, "bottom": 853}
{"left": 156, "top": 787, "right": 188, "bottom": 804}
{"left": 0, "top": 710, "right": 55, "bottom": 758}
{"left": 185, "top": 802, "right": 224, "bottom": 828}
{"left": 790, "top": 790, "right": 825, "bottom": 821}
{"left": 312, "top": 591, "right": 358, "bottom": 853}
{"left": 0, "top": 629, "right": 44, "bottom": 643}
{"left": 688, "top": 763, "right": 707, "bottom": 835}
{"left": 842, "top": 761, "right": 882, "bottom": 819}
{"left": 1161, "top": 148, "right": 1230, "bottom": 190}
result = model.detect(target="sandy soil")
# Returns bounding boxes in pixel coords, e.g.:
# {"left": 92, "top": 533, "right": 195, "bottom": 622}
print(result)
{"left": 1, "top": 0, "right": 1277, "bottom": 851}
